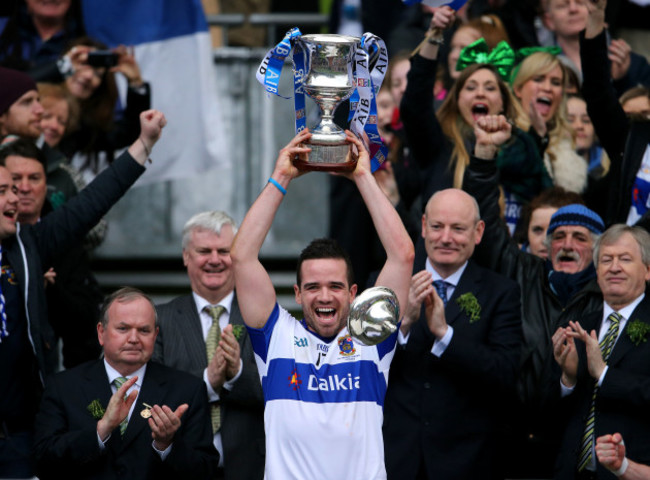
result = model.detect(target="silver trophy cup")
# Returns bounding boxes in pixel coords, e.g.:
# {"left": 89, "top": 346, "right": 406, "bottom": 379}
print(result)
{"left": 295, "top": 34, "right": 359, "bottom": 172}
{"left": 347, "top": 286, "right": 400, "bottom": 346}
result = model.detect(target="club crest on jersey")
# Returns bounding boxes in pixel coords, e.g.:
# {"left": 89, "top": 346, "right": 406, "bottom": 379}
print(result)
{"left": 338, "top": 335, "right": 356, "bottom": 356}
{"left": 288, "top": 369, "right": 302, "bottom": 390}
{"left": 1, "top": 264, "right": 17, "bottom": 285}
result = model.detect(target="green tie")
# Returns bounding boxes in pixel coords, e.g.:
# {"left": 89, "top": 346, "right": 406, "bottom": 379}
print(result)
{"left": 204, "top": 305, "right": 225, "bottom": 433}
{"left": 577, "top": 312, "right": 622, "bottom": 472}
{"left": 112, "top": 376, "right": 130, "bottom": 436}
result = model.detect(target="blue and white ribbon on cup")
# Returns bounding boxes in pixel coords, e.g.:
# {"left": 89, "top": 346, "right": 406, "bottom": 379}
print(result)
{"left": 256, "top": 28, "right": 389, "bottom": 172}
{"left": 347, "top": 33, "right": 389, "bottom": 172}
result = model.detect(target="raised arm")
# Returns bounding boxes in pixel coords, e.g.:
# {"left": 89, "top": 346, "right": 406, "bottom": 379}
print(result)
{"left": 344, "top": 133, "right": 415, "bottom": 320}
{"left": 37, "top": 110, "right": 166, "bottom": 264}
{"left": 401, "top": 7, "right": 455, "bottom": 174}
{"left": 230, "top": 129, "right": 312, "bottom": 328}
{"left": 581, "top": 0, "right": 628, "bottom": 167}
{"left": 463, "top": 115, "right": 529, "bottom": 276}
{"left": 127, "top": 110, "right": 166, "bottom": 166}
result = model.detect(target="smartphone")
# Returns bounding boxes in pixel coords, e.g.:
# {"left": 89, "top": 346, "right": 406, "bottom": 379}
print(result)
{"left": 87, "top": 51, "right": 119, "bottom": 68}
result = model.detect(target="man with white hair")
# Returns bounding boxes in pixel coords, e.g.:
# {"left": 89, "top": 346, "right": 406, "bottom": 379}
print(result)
{"left": 553, "top": 224, "right": 650, "bottom": 479}
{"left": 153, "top": 211, "right": 264, "bottom": 480}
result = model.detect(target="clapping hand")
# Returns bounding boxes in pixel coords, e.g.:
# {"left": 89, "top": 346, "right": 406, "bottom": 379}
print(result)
{"left": 149, "top": 403, "right": 188, "bottom": 451}
{"left": 425, "top": 286, "right": 447, "bottom": 339}
{"left": 219, "top": 325, "right": 241, "bottom": 381}
{"left": 401, "top": 271, "right": 434, "bottom": 335}
{"left": 566, "top": 320, "right": 606, "bottom": 380}
{"left": 552, "top": 326, "right": 578, "bottom": 388}
{"left": 96, "top": 376, "right": 138, "bottom": 441}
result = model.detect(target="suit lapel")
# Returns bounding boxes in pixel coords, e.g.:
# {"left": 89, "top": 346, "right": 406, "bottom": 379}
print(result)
{"left": 576, "top": 309, "right": 603, "bottom": 370}
{"left": 121, "top": 363, "right": 167, "bottom": 449}
{"left": 179, "top": 295, "right": 207, "bottom": 367}
{"left": 83, "top": 361, "right": 114, "bottom": 412}
{"left": 609, "top": 296, "right": 650, "bottom": 366}
{"left": 83, "top": 361, "right": 123, "bottom": 454}
{"left": 580, "top": 309, "right": 603, "bottom": 333}
{"left": 230, "top": 292, "right": 248, "bottom": 347}
{"left": 446, "top": 262, "right": 480, "bottom": 326}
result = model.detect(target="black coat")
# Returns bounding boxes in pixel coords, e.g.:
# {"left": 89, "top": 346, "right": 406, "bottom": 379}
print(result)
{"left": 4, "top": 151, "right": 144, "bottom": 381}
{"left": 463, "top": 154, "right": 604, "bottom": 477}
{"left": 34, "top": 360, "right": 219, "bottom": 480}
{"left": 383, "top": 258, "right": 522, "bottom": 479}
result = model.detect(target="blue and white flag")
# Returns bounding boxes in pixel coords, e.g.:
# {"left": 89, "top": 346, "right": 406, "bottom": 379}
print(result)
{"left": 402, "top": 0, "right": 468, "bottom": 9}
{"left": 82, "top": 0, "right": 227, "bottom": 185}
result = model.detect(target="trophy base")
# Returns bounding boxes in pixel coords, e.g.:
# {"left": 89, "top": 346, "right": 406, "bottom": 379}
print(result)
{"left": 296, "top": 142, "right": 355, "bottom": 172}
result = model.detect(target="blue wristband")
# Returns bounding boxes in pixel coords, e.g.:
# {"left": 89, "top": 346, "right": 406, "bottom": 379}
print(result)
{"left": 268, "top": 178, "right": 287, "bottom": 196}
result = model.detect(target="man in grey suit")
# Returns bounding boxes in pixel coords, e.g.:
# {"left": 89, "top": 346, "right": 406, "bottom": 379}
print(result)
{"left": 153, "top": 211, "right": 264, "bottom": 480}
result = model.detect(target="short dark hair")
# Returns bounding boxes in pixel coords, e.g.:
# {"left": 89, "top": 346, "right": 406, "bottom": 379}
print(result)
{"left": 99, "top": 287, "right": 158, "bottom": 328}
{"left": 0, "top": 138, "right": 47, "bottom": 173}
{"left": 620, "top": 85, "right": 650, "bottom": 106}
{"left": 296, "top": 238, "right": 355, "bottom": 288}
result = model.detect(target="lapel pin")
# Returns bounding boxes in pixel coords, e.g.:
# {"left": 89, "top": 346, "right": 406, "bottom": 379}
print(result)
{"left": 140, "top": 402, "right": 153, "bottom": 419}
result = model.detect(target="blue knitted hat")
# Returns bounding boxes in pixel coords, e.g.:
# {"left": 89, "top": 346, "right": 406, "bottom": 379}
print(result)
{"left": 547, "top": 204, "right": 605, "bottom": 236}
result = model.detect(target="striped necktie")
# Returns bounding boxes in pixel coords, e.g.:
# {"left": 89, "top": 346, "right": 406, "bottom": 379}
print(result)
{"left": 112, "top": 376, "right": 130, "bottom": 436}
{"left": 577, "top": 312, "right": 622, "bottom": 472}
{"left": 433, "top": 280, "right": 449, "bottom": 307}
{"left": 204, "top": 305, "right": 225, "bottom": 433}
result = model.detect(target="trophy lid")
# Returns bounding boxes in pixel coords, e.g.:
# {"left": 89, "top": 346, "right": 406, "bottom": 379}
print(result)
{"left": 347, "top": 286, "right": 399, "bottom": 346}
{"left": 299, "top": 34, "right": 360, "bottom": 46}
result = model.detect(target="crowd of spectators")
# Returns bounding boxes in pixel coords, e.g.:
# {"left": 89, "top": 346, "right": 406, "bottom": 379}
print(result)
{"left": 330, "top": 0, "right": 650, "bottom": 479}
{"left": 1, "top": 0, "right": 650, "bottom": 479}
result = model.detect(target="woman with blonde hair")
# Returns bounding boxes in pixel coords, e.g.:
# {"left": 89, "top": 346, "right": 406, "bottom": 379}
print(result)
{"left": 511, "top": 51, "right": 587, "bottom": 193}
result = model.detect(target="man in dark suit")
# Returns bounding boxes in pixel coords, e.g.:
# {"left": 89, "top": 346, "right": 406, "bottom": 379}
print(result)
{"left": 2, "top": 138, "right": 103, "bottom": 369}
{"left": 33, "top": 287, "right": 219, "bottom": 479}
{"left": 153, "top": 211, "right": 264, "bottom": 480}
{"left": 553, "top": 224, "right": 650, "bottom": 479}
{"left": 383, "top": 188, "right": 522, "bottom": 479}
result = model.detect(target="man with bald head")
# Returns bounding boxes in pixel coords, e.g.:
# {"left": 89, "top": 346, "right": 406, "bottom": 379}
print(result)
{"left": 383, "top": 188, "right": 522, "bottom": 480}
